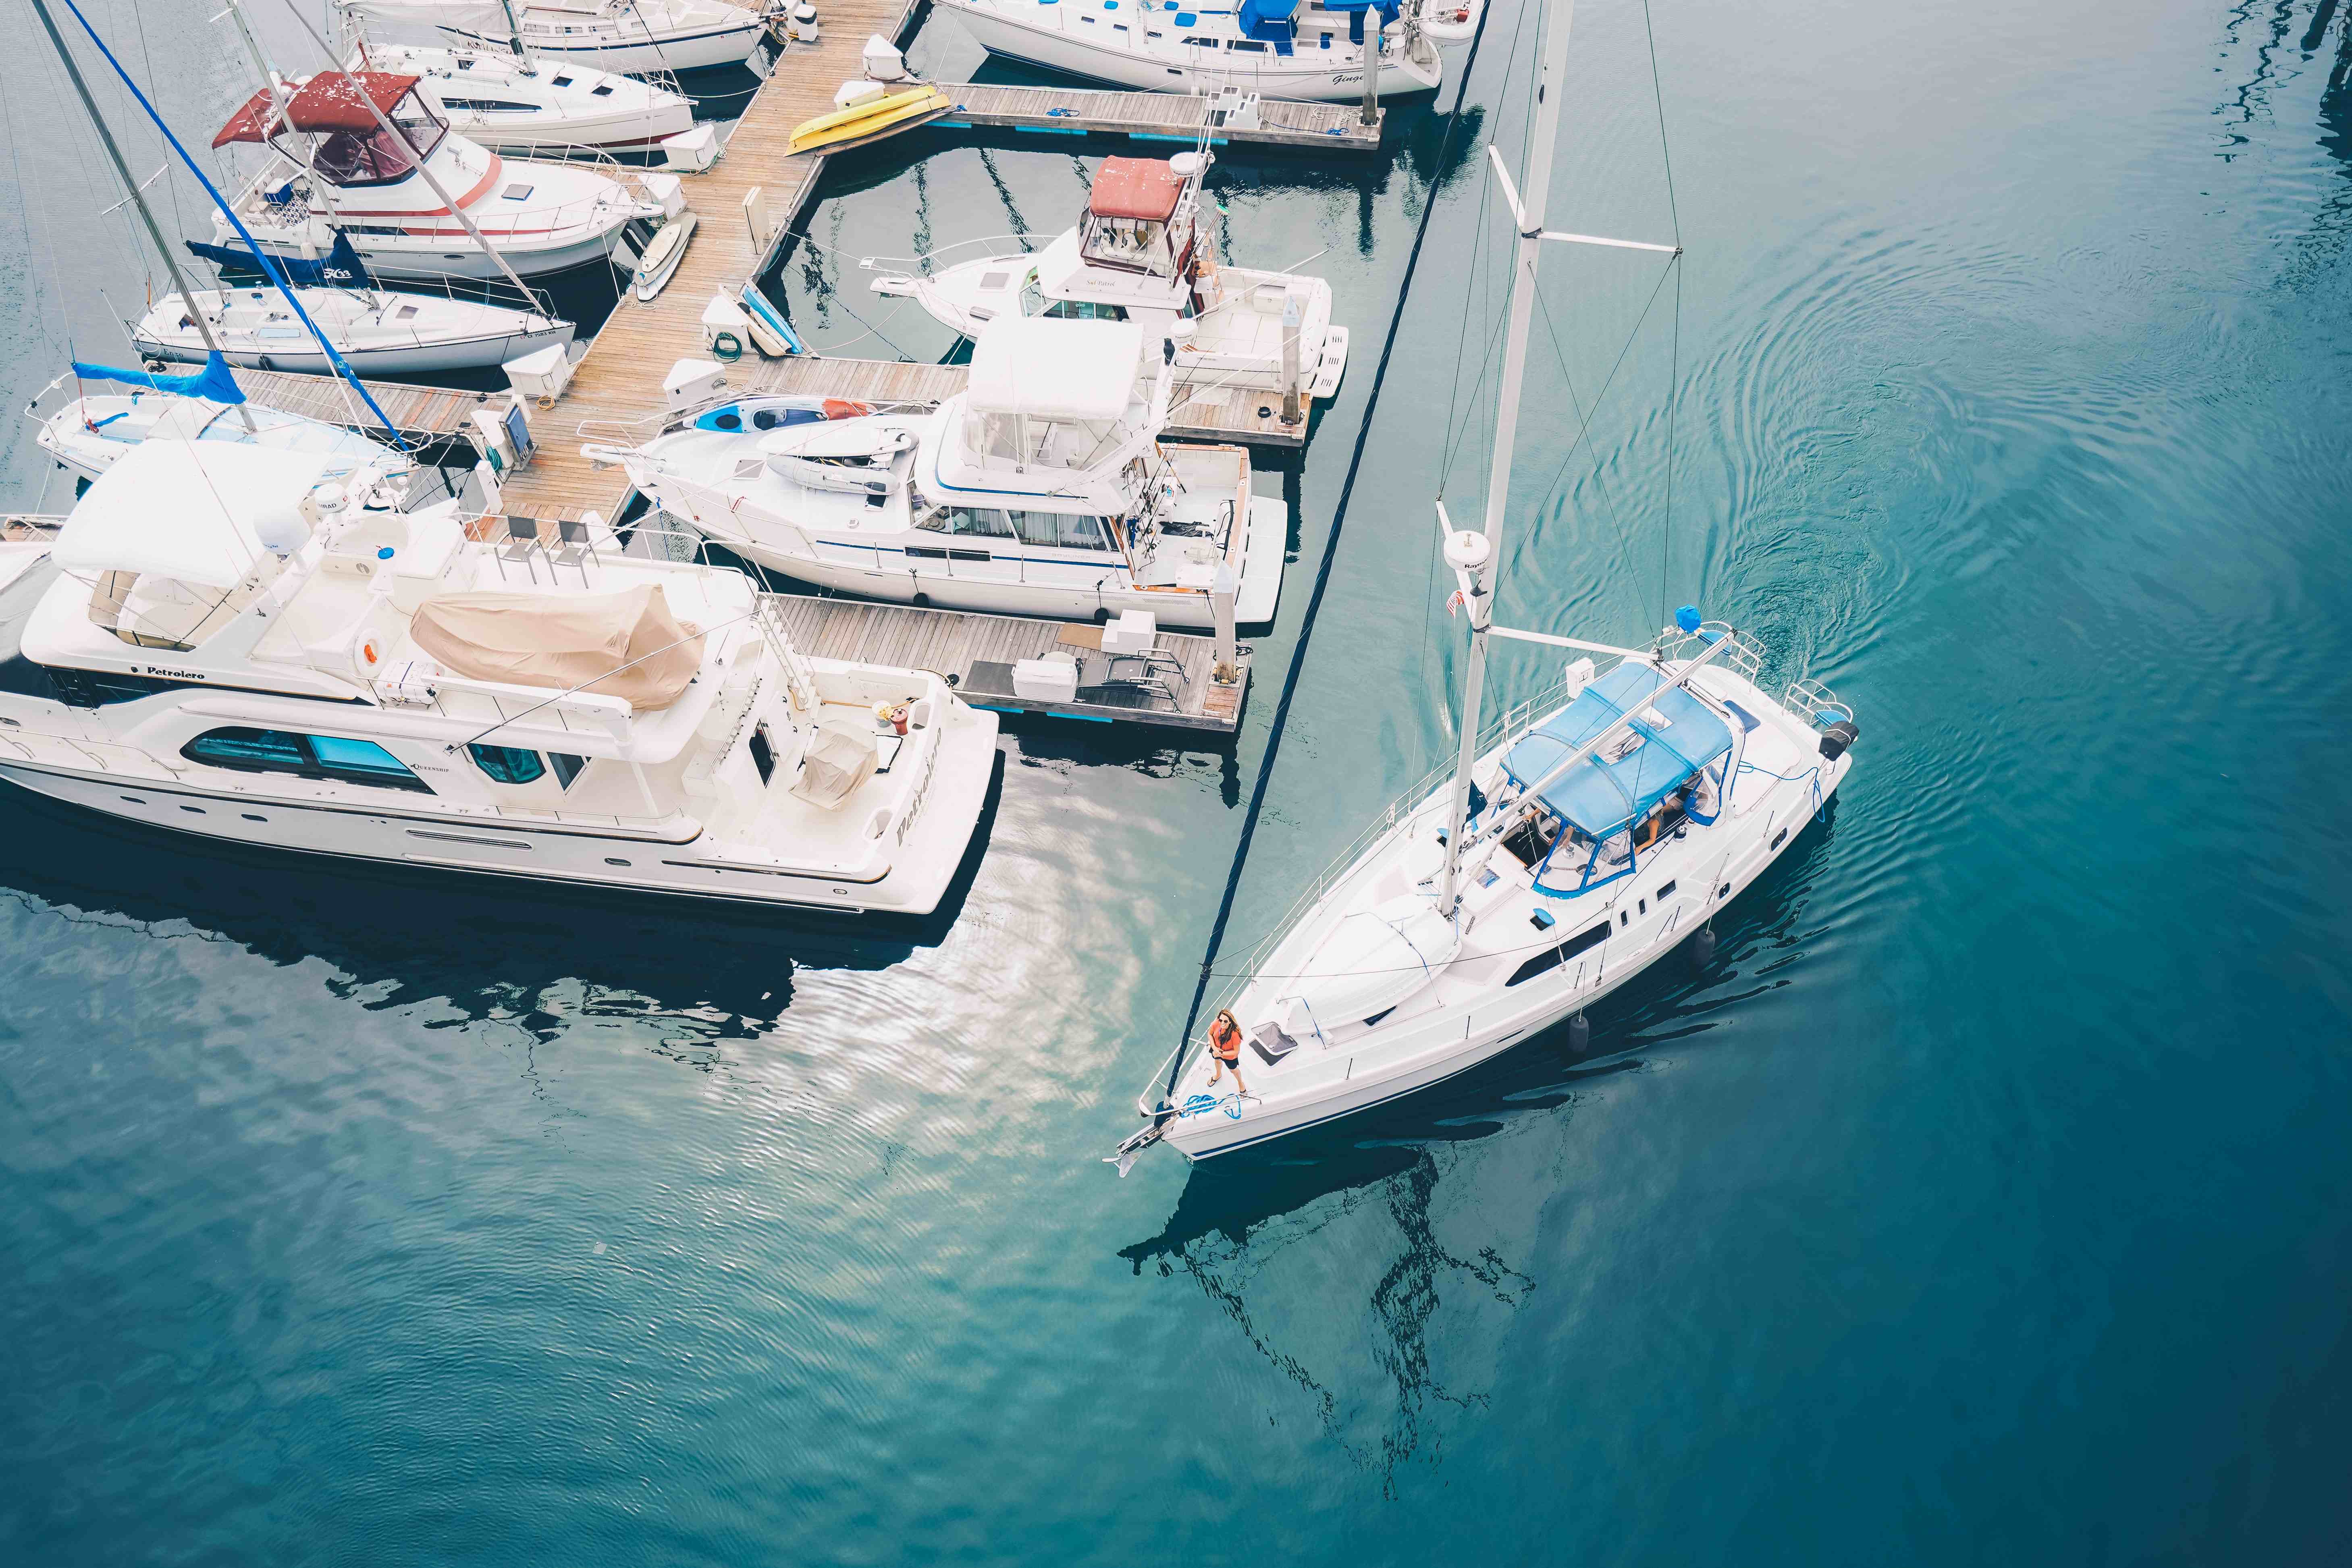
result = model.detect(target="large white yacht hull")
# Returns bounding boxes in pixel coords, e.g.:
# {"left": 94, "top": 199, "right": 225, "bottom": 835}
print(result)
{"left": 0, "top": 702, "right": 997, "bottom": 915}
{"left": 942, "top": 0, "right": 1441, "bottom": 98}
{"left": 673, "top": 494, "right": 1287, "bottom": 628}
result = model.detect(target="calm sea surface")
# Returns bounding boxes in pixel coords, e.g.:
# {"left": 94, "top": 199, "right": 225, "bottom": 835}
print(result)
{"left": 4, "top": 0, "right": 2351, "bottom": 1562}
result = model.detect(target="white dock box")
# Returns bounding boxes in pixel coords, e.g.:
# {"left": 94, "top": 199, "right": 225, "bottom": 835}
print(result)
{"left": 1100, "top": 609, "right": 1159, "bottom": 654}
{"left": 834, "top": 78, "right": 889, "bottom": 110}
{"left": 664, "top": 357, "right": 727, "bottom": 412}
{"left": 1012, "top": 654, "right": 1081, "bottom": 702}
{"left": 700, "top": 293, "right": 754, "bottom": 357}
{"left": 503, "top": 340, "right": 582, "bottom": 405}
{"left": 661, "top": 124, "right": 720, "bottom": 172}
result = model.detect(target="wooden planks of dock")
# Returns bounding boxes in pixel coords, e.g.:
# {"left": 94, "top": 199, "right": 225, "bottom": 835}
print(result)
{"left": 930, "top": 81, "right": 1382, "bottom": 152}
{"left": 769, "top": 594, "right": 1249, "bottom": 732}
{"left": 239, "top": 369, "right": 492, "bottom": 445}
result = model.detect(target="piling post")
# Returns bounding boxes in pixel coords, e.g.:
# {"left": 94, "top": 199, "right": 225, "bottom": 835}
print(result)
{"left": 1280, "top": 293, "right": 1303, "bottom": 426}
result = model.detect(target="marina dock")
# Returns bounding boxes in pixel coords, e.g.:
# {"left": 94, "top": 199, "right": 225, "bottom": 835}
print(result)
{"left": 237, "top": 369, "right": 493, "bottom": 447}
{"left": 768, "top": 594, "right": 1249, "bottom": 733}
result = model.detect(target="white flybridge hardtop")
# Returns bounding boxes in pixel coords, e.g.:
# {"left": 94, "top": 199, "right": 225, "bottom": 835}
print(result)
{"left": 0, "top": 443, "right": 999, "bottom": 914}
{"left": 206, "top": 69, "right": 661, "bottom": 282}
{"left": 336, "top": 37, "right": 697, "bottom": 153}
{"left": 354, "top": 0, "right": 777, "bottom": 74}
{"left": 131, "top": 274, "right": 573, "bottom": 376}
{"left": 596, "top": 316, "right": 1287, "bottom": 629}
{"left": 936, "top": 0, "right": 1470, "bottom": 99}
{"left": 871, "top": 151, "right": 1348, "bottom": 405}
{"left": 1113, "top": 0, "right": 1862, "bottom": 1168}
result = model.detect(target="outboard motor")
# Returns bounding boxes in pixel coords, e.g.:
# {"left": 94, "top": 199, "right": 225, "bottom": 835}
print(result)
{"left": 1818, "top": 718, "right": 1860, "bottom": 761}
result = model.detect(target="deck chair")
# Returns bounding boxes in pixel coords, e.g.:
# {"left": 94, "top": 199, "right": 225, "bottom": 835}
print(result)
{"left": 494, "top": 514, "right": 546, "bottom": 583}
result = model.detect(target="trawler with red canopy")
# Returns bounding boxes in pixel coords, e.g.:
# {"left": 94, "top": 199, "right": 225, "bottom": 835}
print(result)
{"left": 206, "top": 69, "right": 655, "bottom": 281}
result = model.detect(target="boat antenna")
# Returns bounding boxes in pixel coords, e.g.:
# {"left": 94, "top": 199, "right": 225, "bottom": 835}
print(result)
{"left": 27, "top": 0, "right": 259, "bottom": 433}
{"left": 1434, "top": 0, "right": 1580, "bottom": 920}
{"left": 46, "top": 0, "right": 418, "bottom": 451}
{"left": 269, "top": 0, "right": 553, "bottom": 314}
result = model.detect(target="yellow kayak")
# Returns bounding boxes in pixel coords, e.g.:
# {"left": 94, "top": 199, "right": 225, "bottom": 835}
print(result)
{"left": 789, "top": 85, "right": 947, "bottom": 154}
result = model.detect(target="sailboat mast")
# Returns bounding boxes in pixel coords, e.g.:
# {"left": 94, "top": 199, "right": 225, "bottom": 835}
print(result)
{"left": 1437, "top": 0, "right": 1578, "bottom": 919}
{"left": 26, "top": 0, "right": 259, "bottom": 433}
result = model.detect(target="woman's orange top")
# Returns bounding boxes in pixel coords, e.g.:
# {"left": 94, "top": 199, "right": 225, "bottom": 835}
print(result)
{"left": 1209, "top": 1016, "right": 1242, "bottom": 1061}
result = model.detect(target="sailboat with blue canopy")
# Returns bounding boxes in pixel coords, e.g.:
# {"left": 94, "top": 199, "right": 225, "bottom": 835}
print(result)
{"left": 70, "top": 351, "right": 246, "bottom": 404}
{"left": 1500, "top": 660, "right": 1733, "bottom": 838}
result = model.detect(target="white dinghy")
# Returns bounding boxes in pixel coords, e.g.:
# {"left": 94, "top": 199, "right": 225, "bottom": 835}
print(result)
{"left": 1115, "top": 0, "right": 1862, "bottom": 1168}
{"left": 872, "top": 151, "right": 1348, "bottom": 405}
{"left": 594, "top": 316, "right": 1287, "bottom": 629}
{"left": 0, "top": 443, "right": 1000, "bottom": 914}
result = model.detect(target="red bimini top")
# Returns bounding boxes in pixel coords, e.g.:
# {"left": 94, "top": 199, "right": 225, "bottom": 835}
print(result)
{"left": 212, "top": 71, "right": 424, "bottom": 148}
{"left": 1087, "top": 158, "right": 1186, "bottom": 222}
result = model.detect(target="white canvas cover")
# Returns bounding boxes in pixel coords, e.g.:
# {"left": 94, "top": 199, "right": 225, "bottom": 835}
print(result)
{"left": 790, "top": 719, "right": 878, "bottom": 808}
{"left": 53, "top": 442, "right": 337, "bottom": 588}
{"left": 409, "top": 583, "right": 704, "bottom": 708}
{"left": 966, "top": 318, "right": 1143, "bottom": 420}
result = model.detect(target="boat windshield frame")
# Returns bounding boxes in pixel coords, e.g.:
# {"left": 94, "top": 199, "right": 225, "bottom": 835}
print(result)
{"left": 270, "top": 93, "right": 449, "bottom": 189}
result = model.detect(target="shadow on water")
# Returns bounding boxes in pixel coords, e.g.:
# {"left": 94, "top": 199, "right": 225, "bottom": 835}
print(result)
{"left": 0, "top": 749, "right": 1006, "bottom": 1030}
{"left": 2219, "top": 0, "right": 2352, "bottom": 254}
{"left": 1111, "top": 806, "right": 1841, "bottom": 1484}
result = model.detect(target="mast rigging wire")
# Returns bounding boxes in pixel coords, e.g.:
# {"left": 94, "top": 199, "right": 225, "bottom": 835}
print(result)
{"left": 1164, "top": 2, "right": 1500, "bottom": 1091}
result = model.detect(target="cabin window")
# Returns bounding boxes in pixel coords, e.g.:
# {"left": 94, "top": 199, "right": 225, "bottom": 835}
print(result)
{"left": 1656, "top": 880, "right": 1677, "bottom": 899}
{"left": 469, "top": 744, "right": 546, "bottom": 785}
{"left": 748, "top": 723, "right": 777, "bottom": 785}
{"left": 550, "top": 752, "right": 588, "bottom": 790}
{"left": 1010, "top": 510, "right": 1116, "bottom": 550}
{"left": 183, "top": 727, "right": 432, "bottom": 793}
{"left": 1041, "top": 299, "right": 1129, "bottom": 322}
{"left": 293, "top": 97, "right": 448, "bottom": 188}
{"left": 943, "top": 506, "right": 1017, "bottom": 539}
{"left": 1229, "top": 37, "right": 1267, "bottom": 49}
{"left": 1506, "top": 921, "right": 1610, "bottom": 986}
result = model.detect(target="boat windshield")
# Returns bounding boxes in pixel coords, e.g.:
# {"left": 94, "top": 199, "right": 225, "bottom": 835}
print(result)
{"left": 280, "top": 100, "right": 447, "bottom": 187}
{"left": 1079, "top": 214, "right": 1176, "bottom": 278}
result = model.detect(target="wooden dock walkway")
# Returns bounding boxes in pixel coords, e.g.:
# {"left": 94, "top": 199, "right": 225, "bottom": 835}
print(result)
{"left": 239, "top": 369, "right": 492, "bottom": 445}
{"left": 769, "top": 594, "right": 1249, "bottom": 733}
{"left": 929, "top": 81, "right": 1381, "bottom": 152}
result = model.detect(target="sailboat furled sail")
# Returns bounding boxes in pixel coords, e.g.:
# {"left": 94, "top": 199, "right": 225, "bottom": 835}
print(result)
{"left": 1114, "top": 0, "right": 1862, "bottom": 1168}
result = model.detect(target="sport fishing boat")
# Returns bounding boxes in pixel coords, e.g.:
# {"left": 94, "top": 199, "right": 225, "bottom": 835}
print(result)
{"left": 934, "top": 0, "right": 1467, "bottom": 99}
{"left": 207, "top": 70, "right": 660, "bottom": 282}
{"left": 338, "top": 36, "right": 697, "bottom": 152}
{"left": 131, "top": 239, "right": 575, "bottom": 375}
{"left": 871, "top": 151, "right": 1347, "bottom": 404}
{"left": 27, "top": 360, "right": 406, "bottom": 484}
{"left": 0, "top": 442, "right": 999, "bottom": 914}
{"left": 592, "top": 316, "right": 1286, "bottom": 629}
{"left": 1114, "top": 0, "right": 1861, "bottom": 1166}
{"left": 359, "top": 0, "right": 776, "bottom": 74}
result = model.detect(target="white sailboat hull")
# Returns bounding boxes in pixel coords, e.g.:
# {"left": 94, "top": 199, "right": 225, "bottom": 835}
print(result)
{"left": 351, "top": 44, "right": 698, "bottom": 152}
{"left": 438, "top": 12, "right": 769, "bottom": 73}
{"left": 941, "top": 0, "right": 1442, "bottom": 98}
{"left": 133, "top": 289, "right": 575, "bottom": 376}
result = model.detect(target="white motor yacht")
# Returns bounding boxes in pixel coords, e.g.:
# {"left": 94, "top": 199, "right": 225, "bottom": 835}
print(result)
{"left": 132, "top": 272, "right": 574, "bottom": 376}
{"left": 1116, "top": 0, "right": 1861, "bottom": 1167}
{"left": 27, "top": 367, "right": 406, "bottom": 484}
{"left": 364, "top": 0, "right": 776, "bottom": 74}
{"left": 0, "top": 442, "right": 999, "bottom": 914}
{"left": 872, "top": 152, "right": 1348, "bottom": 405}
{"left": 594, "top": 317, "right": 1286, "bottom": 629}
{"left": 341, "top": 37, "right": 697, "bottom": 152}
{"left": 208, "top": 70, "right": 660, "bottom": 282}
{"left": 935, "top": 0, "right": 1464, "bottom": 99}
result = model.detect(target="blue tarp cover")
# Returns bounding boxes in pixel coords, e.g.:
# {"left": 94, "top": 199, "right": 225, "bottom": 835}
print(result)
{"left": 186, "top": 231, "right": 371, "bottom": 289}
{"left": 1500, "top": 660, "right": 1735, "bottom": 837}
{"left": 71, "top": 350, "right": 245, "bottom": 405}
{"left": 1238, "top": 0, "right": 1299, "bottom": 34}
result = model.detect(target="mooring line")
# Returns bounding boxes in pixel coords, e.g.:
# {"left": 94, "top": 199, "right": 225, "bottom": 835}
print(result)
{"left": 1166, "top": 9, "right": 1503, "bottom": 1097}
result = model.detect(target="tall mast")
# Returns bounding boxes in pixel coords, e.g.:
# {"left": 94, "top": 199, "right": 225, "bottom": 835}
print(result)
{"left": 1437, "top": 0, "right": 1578, "bottom": 919}
{"left": 27, "top": 0, "right": 258, "bottom": 433}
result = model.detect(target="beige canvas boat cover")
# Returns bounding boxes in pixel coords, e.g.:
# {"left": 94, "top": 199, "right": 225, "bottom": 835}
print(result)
{"left": 790, "top": 720, "right": 878, "bottom": 809}
{"left": 410, "top": 584, "right": 704, "bottom": 709}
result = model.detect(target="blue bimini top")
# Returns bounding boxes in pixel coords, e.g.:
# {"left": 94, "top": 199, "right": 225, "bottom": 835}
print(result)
{"left": 1500, "top": 660, "right": 1735, "bottom": 838}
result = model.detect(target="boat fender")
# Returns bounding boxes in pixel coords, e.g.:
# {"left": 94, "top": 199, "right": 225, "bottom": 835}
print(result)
{"left": 1818, "top": 718, "right": 1859, "bottom": 760}
{"left": 711, "top": 330, "right": 745, "bottom": 363}
{"left": 358, "top": 633, "right": 389, "bottom": 675}
{"left": 1566, "top": 1013, "right": 1590, "bottom": 1058}
{"left": 1689, "top": 924, "right": 1716, "bottom": 971}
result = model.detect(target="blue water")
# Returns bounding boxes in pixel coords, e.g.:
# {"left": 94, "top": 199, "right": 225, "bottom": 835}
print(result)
{"left": 6, "top": 0, "right": 2352, "bottom": 1562}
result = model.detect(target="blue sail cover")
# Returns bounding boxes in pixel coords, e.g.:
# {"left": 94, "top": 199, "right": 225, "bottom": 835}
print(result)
{"left": 186, "top": 231, "right": 372, "bottom": 289}
{"left": 70, "top": 350, "right": 245, "bottom": 405}
{"left": 1500, "top": 661, "right": 1735, "bottom": 837}
{"left": 1238, "top": 0, "right": 1299, "bottom": 44}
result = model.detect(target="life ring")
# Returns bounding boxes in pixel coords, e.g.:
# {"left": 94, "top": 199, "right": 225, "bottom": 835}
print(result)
{"left": 710, "top": 330, "right": 745, "bottom": 363}
{"left": 358, "top": 634, "right": 387, "bottom": 673}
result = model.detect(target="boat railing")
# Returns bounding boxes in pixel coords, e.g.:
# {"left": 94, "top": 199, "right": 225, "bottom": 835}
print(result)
{"left": 858, "top": 234, "right": 1058, "bottom": 279}
{"left": 1781, "top": 675, "right": 1852, "bottom": 731}
{"left": 1650, "top": 619, "right": 1766, "bottom": 683}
